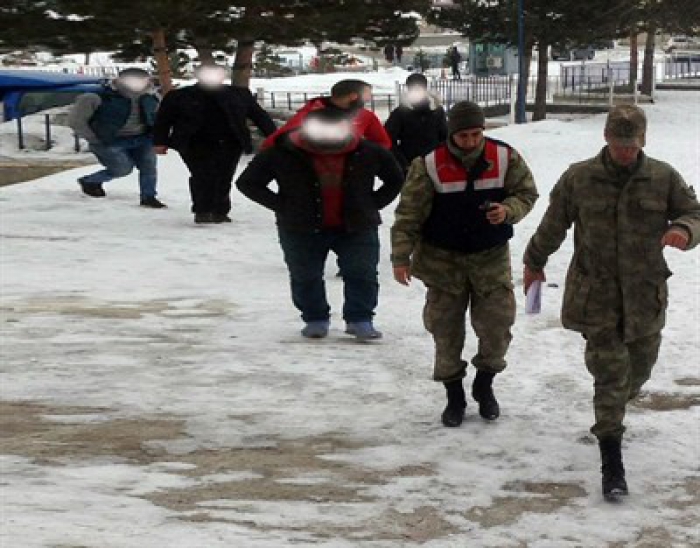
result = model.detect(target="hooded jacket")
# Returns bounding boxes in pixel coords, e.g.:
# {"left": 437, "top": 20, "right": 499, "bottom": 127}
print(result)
{"left": 261, "top": 97, "right": 392, "bottom": 151}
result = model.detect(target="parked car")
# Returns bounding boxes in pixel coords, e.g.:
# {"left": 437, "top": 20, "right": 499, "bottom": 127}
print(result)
{"left": 551, "top": 45, "right": 595, "bottom": 61}
{"left": 665, "top": 36, "right": 700, "bottom": 53}
{"left": 591, "top": 39, "right": 615, "bottom": 49}
{"left": 551, "top": 46, "right": 569, "bottom": 61}
{"left": 572, "top": 46, "right": 595, "bottom": 60}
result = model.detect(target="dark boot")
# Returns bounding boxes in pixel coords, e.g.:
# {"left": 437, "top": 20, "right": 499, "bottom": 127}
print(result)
{"left": 78, "top": 181, "right": 105, "bottom": 197}
{"left": 140, "top": 196, "right": 167, "bottom": 208}
{"left": 471, "top": 370, "right": 500, "bottom": 420}
{"left": 212, "top": 214, "right": 232, "bottom": 223}
{"left": 599, "top": 438, "right": 628, "bottom": 501}
{"left": 441, "top": 380, "right": 466, "bottom": 427}
{"left": 194, "top": 213, "right": 215, "bottom": 224}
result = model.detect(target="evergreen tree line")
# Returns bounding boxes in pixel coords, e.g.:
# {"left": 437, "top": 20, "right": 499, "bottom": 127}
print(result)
{"left": 2, "top": 0, "right": 698, "bottom": 119}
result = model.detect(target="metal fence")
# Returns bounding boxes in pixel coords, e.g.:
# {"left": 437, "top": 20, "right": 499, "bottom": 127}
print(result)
{"left": 258, "top": 91, "right": 400, "bottom": 114}
{"left": 8, "top": 57, "right": 699, "bottom": 152}
{"left": 13, "top": 113, "right": 81, "bottom": 152}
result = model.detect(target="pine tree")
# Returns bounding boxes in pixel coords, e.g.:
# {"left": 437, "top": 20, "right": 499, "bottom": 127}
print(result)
{"left": 429, "top": 0, "right": 636, "bottom": 120}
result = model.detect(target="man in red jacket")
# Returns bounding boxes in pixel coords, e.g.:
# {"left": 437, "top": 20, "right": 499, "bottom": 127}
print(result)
{"left": 262, "top": 79, "right": 392, "bottom": 150}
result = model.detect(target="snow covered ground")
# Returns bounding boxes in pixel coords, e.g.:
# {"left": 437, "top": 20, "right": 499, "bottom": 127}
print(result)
{"left": 1, "top": 90, "right": 699, "bottom": 547}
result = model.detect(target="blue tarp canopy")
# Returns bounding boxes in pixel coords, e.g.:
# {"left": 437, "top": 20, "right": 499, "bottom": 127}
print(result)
{"left": 0, "top": 70, "right": 107, "bottom": 121}
{"left": 0, "top": 70, "right": 105, "bottom": 91}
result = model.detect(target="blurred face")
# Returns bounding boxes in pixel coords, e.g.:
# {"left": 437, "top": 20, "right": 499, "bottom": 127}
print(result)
{"left": 605, "top": 133, "right": 643, "bottom": 167}
{"left": 196, "top": 66, "right": 227, "bottom": 88}
{"left": 301, "top": 118, "right": 353, "bottom": 144}
{"left": 406, "top": 86, "right": 429, "bottom": 105}
{"left": 118, "top": 75, "right": 150, "bottom": 92}
{"left": 452, "top": 128, "right": 484, "bottom": 152}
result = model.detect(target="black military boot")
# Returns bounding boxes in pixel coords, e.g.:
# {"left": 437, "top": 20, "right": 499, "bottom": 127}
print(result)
{"left": 441, "top": 379, "right": 466, "bottom": 427}
{"left": 599, "top": 438, "right": 628, "bottom": 501}
{"left": 471, "top": 370, "right": 500, "bottom": 420}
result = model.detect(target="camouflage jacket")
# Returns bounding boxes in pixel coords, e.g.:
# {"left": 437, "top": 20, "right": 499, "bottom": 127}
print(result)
{"left": 523, "top": 148, "right": 700, "bottom": 341}
{"left": 391, "top": 141, "right": 538, "bottom": 294}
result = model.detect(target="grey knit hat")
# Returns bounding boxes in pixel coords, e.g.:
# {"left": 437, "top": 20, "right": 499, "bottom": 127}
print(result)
{"left": 448, "top": 101, "right": 486, "bottom": 135}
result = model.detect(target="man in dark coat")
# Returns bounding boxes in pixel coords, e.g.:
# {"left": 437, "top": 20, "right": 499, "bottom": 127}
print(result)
{"left": 449, "top": 46, "right": 462, "bottom": 80}
{"left": 152, "top": 64, "right": 276, "bottom": 224}
{"left": 384, "top": 73, "right": 448, "bottom": 173}
{"left": 236, "top": 109, "right": 404, "bottom": 340}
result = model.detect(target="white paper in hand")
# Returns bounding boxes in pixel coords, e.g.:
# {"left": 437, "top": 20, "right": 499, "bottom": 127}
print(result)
{"left": 525, "top": 280, "right": 542, "bottom": 314}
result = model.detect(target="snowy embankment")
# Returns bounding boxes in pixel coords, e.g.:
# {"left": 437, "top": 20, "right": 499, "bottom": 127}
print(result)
{"left": 1, "top": 90, "right": 698, "bottom": 547}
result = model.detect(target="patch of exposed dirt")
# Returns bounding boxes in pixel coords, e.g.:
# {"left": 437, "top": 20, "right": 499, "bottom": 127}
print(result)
{"left": 630, "top": 391, "right": 700, "bottom": 411}
{"left": 674, "top": 377, "right": 700, "bottom": 387}
{"left": 180, "top": 505, "right": 459, "bottom": 543}
{"left": 1, "top": 400, "right": 451, "bottom": 542}
{"left": 0, "top": 296, "right": 233, "bottom": 320}
{"left": 607, "top": 476, "right": 700, "bottom": 547}
{"left": 0, "top": 401, "right": 184, "bottom": 465}
{"left": 464, "top": 481, "right": 587, "bottom": 528}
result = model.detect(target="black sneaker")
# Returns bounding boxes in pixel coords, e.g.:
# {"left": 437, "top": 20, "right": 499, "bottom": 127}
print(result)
{"left": 79, "top": 181, "right": 106, "bottom": 197}
{"left": 140, "top": 197, "right": 167, "bottom": 209}
{"left": 212, "top": 214, "right": 232, "bottom": 223}
{"left": 194, "top": 213, "right": 215, "bottom": 224}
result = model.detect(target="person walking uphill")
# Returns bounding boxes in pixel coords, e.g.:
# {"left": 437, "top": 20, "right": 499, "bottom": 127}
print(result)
{"left": 262, "top": 79, "right": 391, "bottom": 151}
{"left": 523, "top": 105, "right": 700, "bottom": 501}
{"left": 236, "top": 109, "right": 403, "bottom": 340}
{"left": 391, "top": 101, "right": 538, "bottom": 426}
{"left": 384, "top": 73, "right": 447, "bottom": 173}
{"left": 152, "top": 64, "right": 276, "bottom": 224}
{"left": 68, "top": 68, "right": 166, "bottom": 208}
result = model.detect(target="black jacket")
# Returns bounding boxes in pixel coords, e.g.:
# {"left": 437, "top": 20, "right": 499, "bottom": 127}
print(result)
{"left": 236, "top": 136, "right": 404, "bottom": 233}
{"left": 152, "top": 84, "right": 276, "bottom": 153}
{"left": 384, "top": 101, "right": 447, "bottom": 171}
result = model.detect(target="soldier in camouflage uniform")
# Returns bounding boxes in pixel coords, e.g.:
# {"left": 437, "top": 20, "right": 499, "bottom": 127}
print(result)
{"left": 523, "top": 104, "right": 700, "bottom": 501}
{"left": 391, "top": 101, "right": 538, "bottom": 427}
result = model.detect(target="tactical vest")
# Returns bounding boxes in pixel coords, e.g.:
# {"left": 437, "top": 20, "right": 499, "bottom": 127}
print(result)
{"left": 89, "top": 88, "right": 158, "bottom": 145}
{"left": 422, "top": 138, "right": 513, "bottom": 254}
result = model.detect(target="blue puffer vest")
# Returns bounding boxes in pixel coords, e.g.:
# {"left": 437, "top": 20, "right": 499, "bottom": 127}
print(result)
{"left": 89, "top": 87, "right": 159, "bottom": 145}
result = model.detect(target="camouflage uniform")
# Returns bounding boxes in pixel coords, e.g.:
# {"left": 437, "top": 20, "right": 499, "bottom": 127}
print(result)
{"left": 392, "top": 141, "right": 538, "bottom": 382}
{"left": 524, "top": 148, "right": 700, "bottom": 440}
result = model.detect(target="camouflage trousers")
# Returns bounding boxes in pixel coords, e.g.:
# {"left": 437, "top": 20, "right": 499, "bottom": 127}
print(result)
{"left": 423, "top": 283, "right": 516, "bottom": 383}
{"left": 584, "top": 326, "right": 662, "bottom": 441}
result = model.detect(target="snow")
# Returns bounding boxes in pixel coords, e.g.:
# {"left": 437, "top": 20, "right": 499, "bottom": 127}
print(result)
{"left": 251, "top": 67, "right": 412, "bottom": 95}
{"left": 1, "top": 90, "right": 699, "bottom": 547}
{"left": 0, "top": 107, "right": 94, "bottom": 161}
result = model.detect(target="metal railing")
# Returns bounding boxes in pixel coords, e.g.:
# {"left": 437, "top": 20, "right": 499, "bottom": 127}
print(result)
{"left": 258, "top": 91, "right": 399, "bottom": 114}
{"left": 13, "top": 113, "right": 81, "bottom": 152}
{"left": 7, "top": 57, "right": 698, "bottom": 153}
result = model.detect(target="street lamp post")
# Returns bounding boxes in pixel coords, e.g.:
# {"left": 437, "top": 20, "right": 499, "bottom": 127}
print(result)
{"left": 516, "top": 0, "right": 527, "bottom": 123}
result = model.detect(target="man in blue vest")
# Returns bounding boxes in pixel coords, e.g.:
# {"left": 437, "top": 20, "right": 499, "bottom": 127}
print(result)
{"left": 391, "top": 101, "right": 538, "bottom": 427}
{"left": 68, "top": 68, "right": 165, "bottom": 208}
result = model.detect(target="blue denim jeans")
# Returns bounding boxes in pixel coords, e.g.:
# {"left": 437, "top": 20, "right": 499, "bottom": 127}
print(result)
{"left": 82, "top": 135, "right": 157, "bottom": 198}
{"left": 278, "top": 228, "right": 380, "bottom": 323}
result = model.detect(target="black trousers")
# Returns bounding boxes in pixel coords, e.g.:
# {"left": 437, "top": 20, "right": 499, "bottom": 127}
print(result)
{"left": 180, "top": 141, "right": 242, "bottom": 215}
